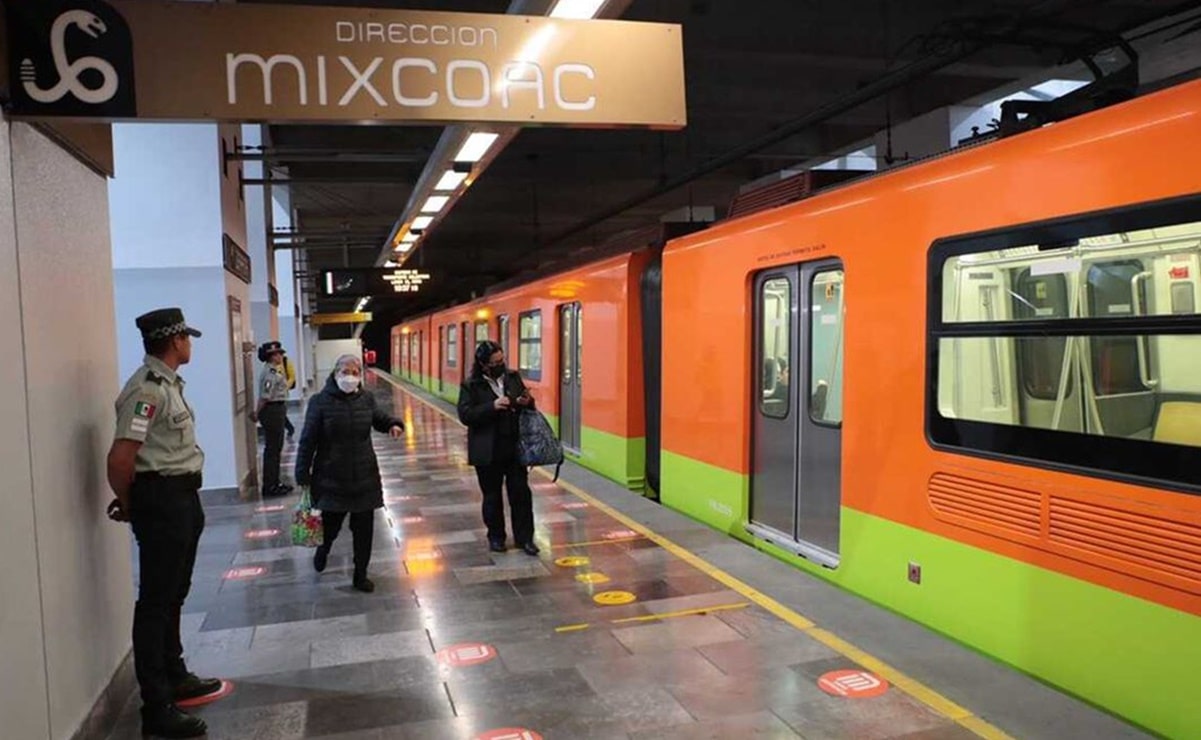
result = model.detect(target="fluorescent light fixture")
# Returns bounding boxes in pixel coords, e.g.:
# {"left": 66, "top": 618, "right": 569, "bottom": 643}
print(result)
{"left": 384, "top": 260, "right": 397, "bottom": 267}
{"left": 421, "top": 195, "right": 449, "bottom": 213}
{"left": 399, "top": 232, "right": 417, "bottom": 243}
{"left": 397, "top": 243, "right": 413, "bottom": 253}
{"left": 434, "top": 170, "right": 468, "bottom": 191}
{"left": 411, "top": 215, "right": 434, "bottom": 230}
{"left": 454, "top": 132, "right": 499, "bottom": 163}
{"left": 549, "top": 0, "right": 606, "bottom": 19}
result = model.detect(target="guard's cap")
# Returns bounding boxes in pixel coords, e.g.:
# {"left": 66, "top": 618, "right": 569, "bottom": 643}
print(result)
{"left": 258, "top": 340, "right": 285, "bottom": 362}
{"left": 136, "top": 308, "right": 202, "bottom": 341}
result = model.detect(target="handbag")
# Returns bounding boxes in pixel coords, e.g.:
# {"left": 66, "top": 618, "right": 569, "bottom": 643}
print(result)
{"left": 517, "top": 409, "right": 565, "bottom": 481}
{"left": 291, "top": 486, "right": 324, "bottom": 548}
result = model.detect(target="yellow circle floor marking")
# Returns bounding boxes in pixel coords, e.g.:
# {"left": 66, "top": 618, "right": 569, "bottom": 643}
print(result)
{"left": 594, "top": 590, "right": 636, "bottom": 605}
{"left": 575, "top": 572, "right": 611, "bottom": 585}
{"left": 554, "top": 556, "right": 590, "bottom": 568}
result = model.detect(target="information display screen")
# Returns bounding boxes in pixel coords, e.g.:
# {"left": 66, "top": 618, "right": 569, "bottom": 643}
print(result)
{"left": 321, "top": 269, "right": 432, "bottom": 297}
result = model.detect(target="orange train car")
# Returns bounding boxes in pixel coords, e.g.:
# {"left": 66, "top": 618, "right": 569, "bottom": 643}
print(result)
{"left": 392, "top": 248, "right": 657, "bottom": 488}
{"left": 660, "top": 79, "right": 1201, "bottom": 737}
{"left": 391, "top": 81, "right": 1201, "bottom": 735}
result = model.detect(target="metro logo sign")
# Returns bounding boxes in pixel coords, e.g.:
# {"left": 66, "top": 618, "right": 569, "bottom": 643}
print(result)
{"left": 6, "top": 0, "right": 686, "bottom": 128}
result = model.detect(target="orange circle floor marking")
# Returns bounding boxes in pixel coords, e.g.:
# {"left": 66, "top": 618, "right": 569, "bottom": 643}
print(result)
{"left": 554, "top": 556, "right": 590, "bottom": 568}
{"left": 175, "top": 680, "right": 234, "bottom": 708}
{"left": 436, "top": 642, "right": 498, "bottom": 667}
{"left": 818, "top": 669, "right": 890, "bottom": 698}
{"left": 475, "top": 729, "right": 543, "bottom": 740}
{"left": 593, "top": 590, "right": 636, "bottom": 606}
{"left": 223, "top": 566, "right": 265, "bottom": 580}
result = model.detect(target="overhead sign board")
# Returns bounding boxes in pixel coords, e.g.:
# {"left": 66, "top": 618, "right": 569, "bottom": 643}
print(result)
{"left": 6, "top": 0, "right": 686, "bottom": 128}
{"left": 309, "top": 312, "right": 373, "bottom": 325}
{"left": 322, "top": 268, "right": 432, "bottom": 297}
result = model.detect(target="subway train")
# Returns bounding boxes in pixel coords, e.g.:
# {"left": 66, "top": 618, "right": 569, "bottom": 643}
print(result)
{"left": 392, "top": 79, "right": 1201, "bottom": 737}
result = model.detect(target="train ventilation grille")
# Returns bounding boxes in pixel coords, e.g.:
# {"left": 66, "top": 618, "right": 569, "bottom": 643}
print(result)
{"left": 1048, "top": 497, "right": 1201, "bottom": 584}
{"left": 928, "top": 474, "right": 1041, "bottom": 539}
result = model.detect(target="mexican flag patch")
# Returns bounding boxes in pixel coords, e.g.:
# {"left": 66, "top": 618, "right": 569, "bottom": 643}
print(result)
{"left": 134, "top": 401, "right": 156, "bottom": 420}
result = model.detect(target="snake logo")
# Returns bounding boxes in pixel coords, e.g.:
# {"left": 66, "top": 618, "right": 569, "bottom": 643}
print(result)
{"left": 7, "top": 0, "right": 136, "bottom": 117}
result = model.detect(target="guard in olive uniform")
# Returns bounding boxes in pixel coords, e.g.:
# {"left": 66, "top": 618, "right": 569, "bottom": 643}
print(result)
{"left": 105, "top": 308, "right": 220, "bottom": 739}
{"left": 255, "top": 341, "right": 292, "bottom": 496}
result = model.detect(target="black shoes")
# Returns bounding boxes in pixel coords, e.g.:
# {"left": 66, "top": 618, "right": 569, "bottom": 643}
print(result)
{"left": 519, "top": 542, "right": 540, "bottom": 556}
{"left": 141, "top": 704, "right": 206, "bottom": 738}
{"left": 263, "top": 484, "right": 292, "bottom": 497}
{"left": 353, "top": 576, "right": 375, "bottom": 593}
{"left": 172, "top": 673, "right": 222, "bottom": 701}
{"left": 488, "top": 539, "right": 506, "bottom": 553}
{"left": 313, "top": 545, "right": 329, "bottom": 573}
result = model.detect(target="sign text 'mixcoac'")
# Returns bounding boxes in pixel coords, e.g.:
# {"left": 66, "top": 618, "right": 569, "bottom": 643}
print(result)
{"left": 6, "top": 0, "right": 686, "bottom": 127}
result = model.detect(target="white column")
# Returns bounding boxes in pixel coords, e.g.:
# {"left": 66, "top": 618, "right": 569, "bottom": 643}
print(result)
{"left": 109, "top": 122, "right": 254, "bottom": 494}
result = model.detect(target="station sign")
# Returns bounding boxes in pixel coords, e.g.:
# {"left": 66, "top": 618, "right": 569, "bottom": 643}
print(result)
{"left": 6, "top": 0, "right": 686, "bottom": 128}
{"left": 322, "top": 268, "right": 432, "bottom": 297}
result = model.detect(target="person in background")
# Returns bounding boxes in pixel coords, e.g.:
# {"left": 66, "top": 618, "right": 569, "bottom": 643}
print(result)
{"left": 105, "top": 308, "right": 220, "bottom": 739}
{"left": 253, "top": 341, "right": 292, "bottom": 497}
{"left": 282, "top": 350, "right": 297, "bottom": 440}
{"left": 457, "top": 340, "right": 540, "bottom": 556}
{"left": 296, "top": 354, "right": 403, "bottom": 592}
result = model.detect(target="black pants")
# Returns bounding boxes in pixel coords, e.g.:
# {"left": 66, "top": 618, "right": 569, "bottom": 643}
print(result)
{"left": 475, "top": 461, "right": 534, "bottom": 546}
{"left": 320, "top": 510, "right": 375, "bottom": 579}
{"left": 260, "top": 402, "right": 287, "bottom": 490}
{"left": 129, "top": 473, "right": 204, "bottom": 707}
{"left": 284, "top": 415, "right": 295, "bottom": 437}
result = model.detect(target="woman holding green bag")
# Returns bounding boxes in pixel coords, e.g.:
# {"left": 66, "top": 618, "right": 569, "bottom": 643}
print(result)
{"left": 295, "top": 354, "right": 403, "bottom": 593}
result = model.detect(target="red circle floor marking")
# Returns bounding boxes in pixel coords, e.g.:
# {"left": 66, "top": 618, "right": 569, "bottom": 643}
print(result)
{"left": 602, "top": 529, "right": 639, "bottom": 540}
{"left": 475, "top": 729, "right": 543, "bottom": 740}
{"left": 817, "top": 669, "right": 889, "bottom": 698}
{"left": 175, "top": 680, "right": 234, "bottom": 708}
{"left": 560, "top": 502, "right": 589, "bottom": 510}
{"left": 244, "top": 528, "right": 280, "bottom": 539}
{"left": 436, "top": 642, "right": 498, "bottom": 667}
{"left": 223, "top": 566, "right": 265, "bottom": 580}
{"left": 255, "top": 504, "right": 287, "bottom": 513}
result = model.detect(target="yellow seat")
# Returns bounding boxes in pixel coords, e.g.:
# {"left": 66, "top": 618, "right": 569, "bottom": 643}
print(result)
{"left": 1152, "top": 402, "right": 1201, "bottom": 447}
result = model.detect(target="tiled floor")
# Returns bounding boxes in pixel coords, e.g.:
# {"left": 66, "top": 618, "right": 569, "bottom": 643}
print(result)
{"left": 105, "top": 374, "right": 1146, "bottom": 739}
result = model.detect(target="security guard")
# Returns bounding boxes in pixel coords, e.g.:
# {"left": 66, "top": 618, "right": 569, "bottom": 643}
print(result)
{"left": 254, "top": 340, "right": 292, "bottom": 496}
{"left": 105, "top": 308, "right": 220, "bottom": 739}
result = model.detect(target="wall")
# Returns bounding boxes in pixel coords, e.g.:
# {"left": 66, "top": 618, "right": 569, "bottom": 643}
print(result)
{"left": 0, "top": 121, "right": 134, "bottom": 739}
{"left": 110, "top": 123, "right": 251, "bottom": 493}
{"left": 315, "top": 338, "right": 363, "bottom": 379}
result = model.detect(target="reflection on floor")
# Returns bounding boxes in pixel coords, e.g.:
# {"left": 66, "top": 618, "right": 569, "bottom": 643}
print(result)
{"left": 104, "top": 374, "right": 1144, "bottom": 740}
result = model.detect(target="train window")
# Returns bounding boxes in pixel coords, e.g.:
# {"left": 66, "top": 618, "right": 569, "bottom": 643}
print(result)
{"left": 519, "top": 310, "right": 542, "bottom": 381}
{"left": 446, "top": 325, "right": 458, "bottom": 368}
{"left": 929, "top": 202, "right": 1201, "bottom": 492}
{"left": 475, "top": 321, "right": 489, "bottom": 344}
{"left": 810, "top": 269, "right": 844, "bottom": 425}
{"left": 497, "top": 315, "right": 511, "bottom": 359}
{"left": 759, "top": 277, "right": 791, "bottom": 419}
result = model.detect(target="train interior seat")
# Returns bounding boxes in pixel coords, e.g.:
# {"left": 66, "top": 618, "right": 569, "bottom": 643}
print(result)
{"left": 1151, "top": 400, "right": 1201, "bottom": 446}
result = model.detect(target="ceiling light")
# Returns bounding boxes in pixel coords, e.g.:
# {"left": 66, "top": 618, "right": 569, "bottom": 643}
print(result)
{"left": 422, "top": 195, "right": 449, "bottom": 213}
{"left": 399, "top": 232, "right": 417, "bottom": 243}
{"left": 397, "top": 243, "right": 413, "bottom": 253}
{"left": 549, "top": 0, "right": 606, "bottom": 19}
{"left": 384, "top": 260, "right": 397, "bottom": 267}
{"left": 434, "top": 170, "right": 468, "bottom": 191}
{"left": 411, "top": 215, "right": 434, "bottom": 230}
{"left": 454, "top": 132, "right": 499, "bottom": 163}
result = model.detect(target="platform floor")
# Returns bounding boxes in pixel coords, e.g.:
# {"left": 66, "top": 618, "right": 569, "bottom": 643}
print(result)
{"left": 105, "top": 372, "right": 1147, "bottom": 739}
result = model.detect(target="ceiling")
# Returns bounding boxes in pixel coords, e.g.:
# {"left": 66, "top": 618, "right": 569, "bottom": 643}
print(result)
{"left": 248, "top": 0, "right": 1200, "bottom": 345}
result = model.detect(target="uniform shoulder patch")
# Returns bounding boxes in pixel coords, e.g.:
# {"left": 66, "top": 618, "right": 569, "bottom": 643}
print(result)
{"left": 134, "top": 400, "right": 157, "bottom": 420}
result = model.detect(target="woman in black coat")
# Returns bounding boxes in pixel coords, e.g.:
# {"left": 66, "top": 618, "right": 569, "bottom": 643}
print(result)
{"left": 295, "top": 354, "right": 403, "bottom": 592}
{"left": 457, "top": 341, "right": 540, "bottom": 556}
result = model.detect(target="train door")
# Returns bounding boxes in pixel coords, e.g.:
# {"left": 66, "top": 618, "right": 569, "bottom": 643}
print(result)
{"left": 437, "top": 326, "right": 445, "bottom": 393}
{"left": 1086, "top": 259, "right": 1157, "bottom": 436}
{"left": 1012, "top": 269, "right": 1083, "bottom": 432}
{"left": 559, "top": 302, "right": 583, "bottom": 450}
{"left": 750, "top": 260, "right": 844, "bottom": 567}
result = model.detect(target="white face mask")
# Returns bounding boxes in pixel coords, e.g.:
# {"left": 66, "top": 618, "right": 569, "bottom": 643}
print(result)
{"left": 335, "top": 373, "right": 361, "bottom": 393}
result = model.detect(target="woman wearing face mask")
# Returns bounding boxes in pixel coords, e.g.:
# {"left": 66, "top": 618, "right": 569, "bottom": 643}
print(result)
{"left": 295, "top": 354, "right": 403, "bottom": 592}
{"left": 457, "top": 341, "right": 539, "bottom": 556}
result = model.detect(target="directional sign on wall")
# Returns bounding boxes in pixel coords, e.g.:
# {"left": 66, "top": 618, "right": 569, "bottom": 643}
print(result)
{"left": 5, "top": 0, "right": 686, "bottom": 128}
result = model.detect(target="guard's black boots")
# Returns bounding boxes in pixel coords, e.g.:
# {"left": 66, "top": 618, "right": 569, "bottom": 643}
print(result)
{"left": 173, "top": 674, "right": 222, "bottom": 702}
{"left": 141, "top": 704, "right": 206, "bottom": 739}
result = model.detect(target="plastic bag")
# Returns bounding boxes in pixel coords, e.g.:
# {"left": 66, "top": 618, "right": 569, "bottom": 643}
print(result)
{"left": 291, "top": 486, "right": 323, "bottom": 548}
